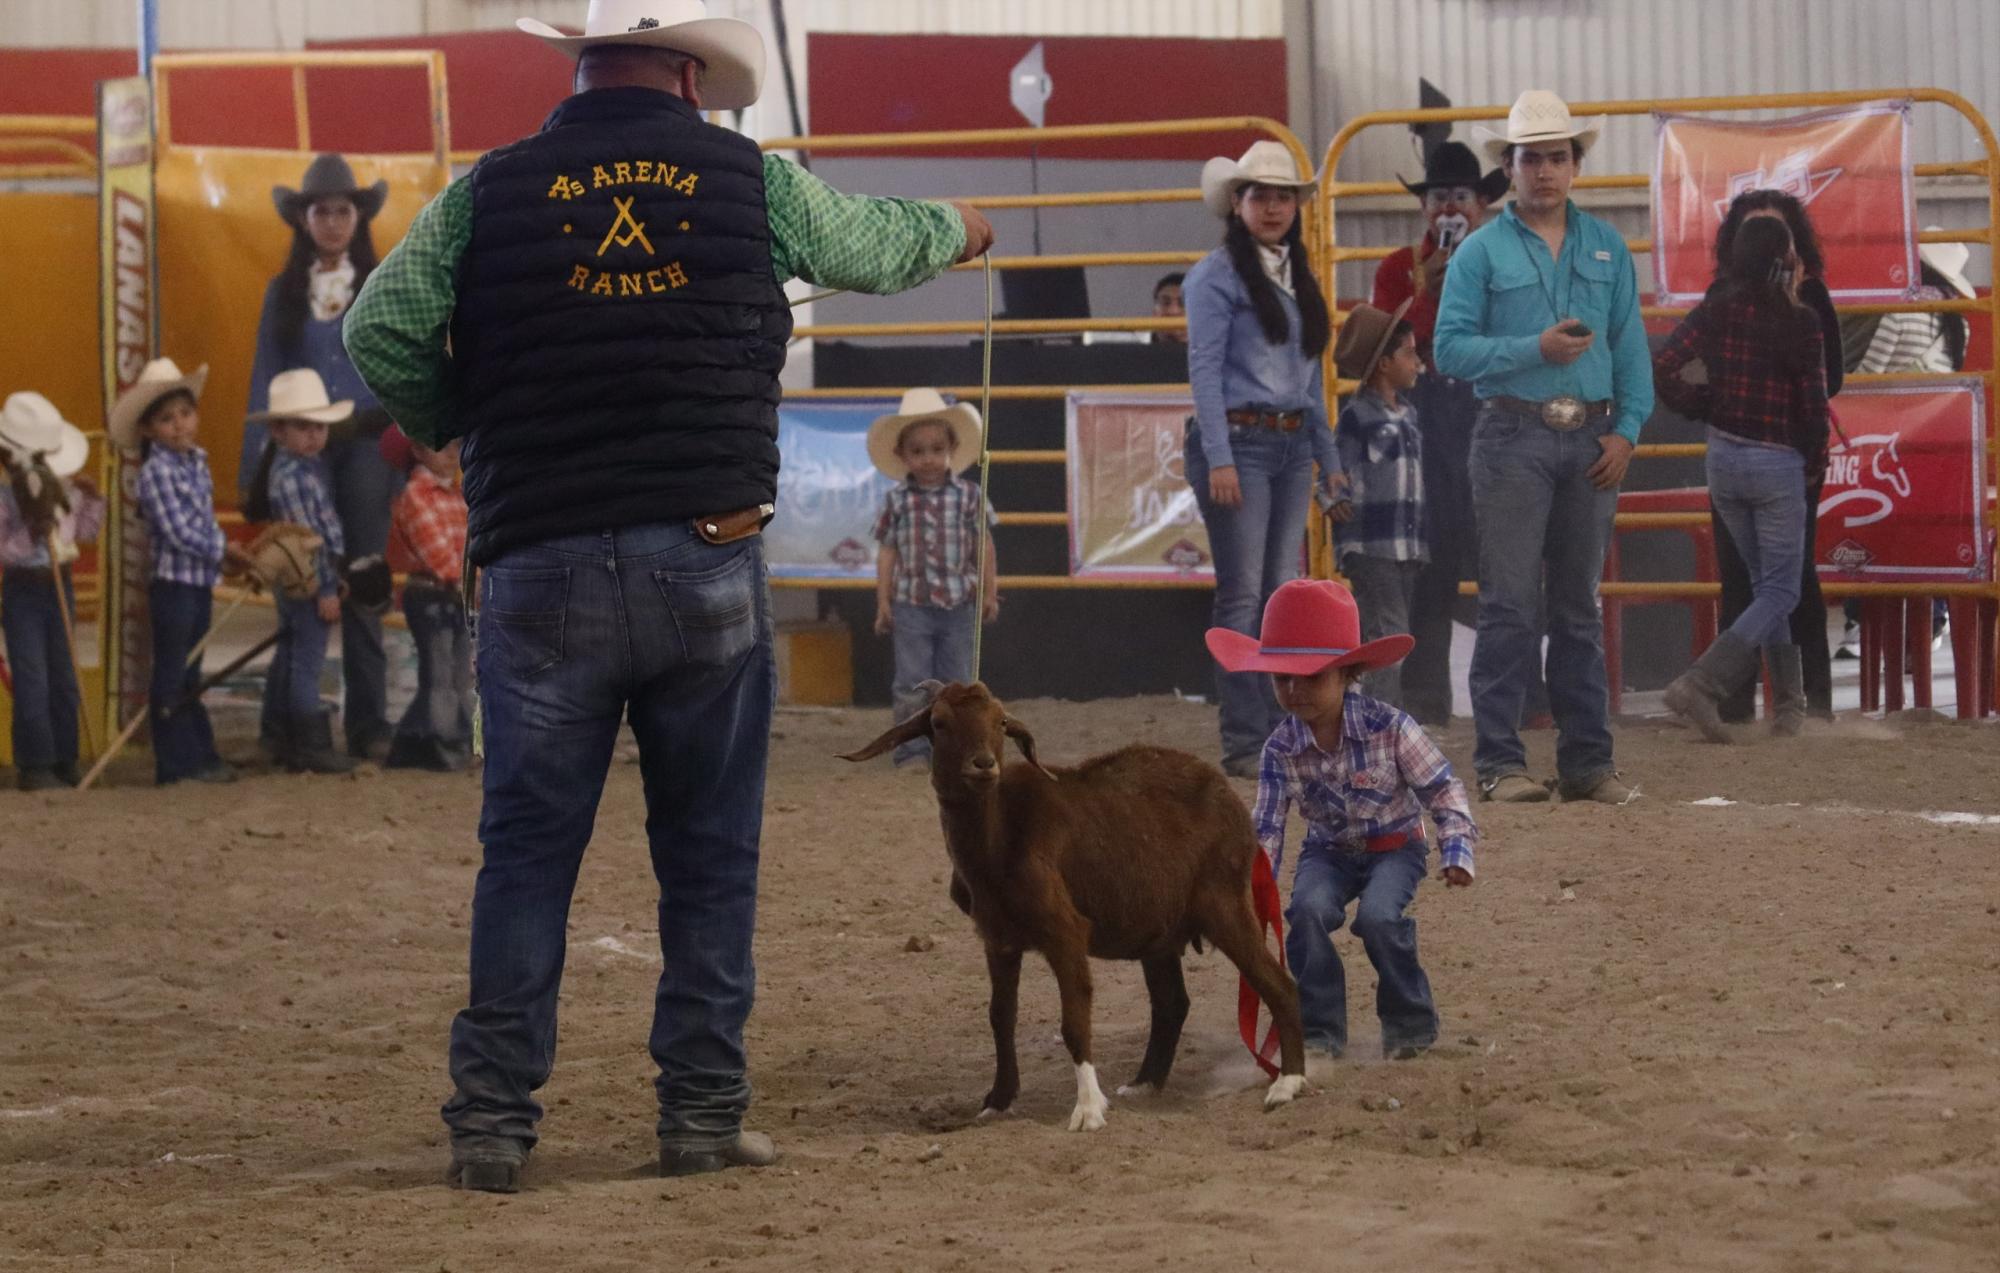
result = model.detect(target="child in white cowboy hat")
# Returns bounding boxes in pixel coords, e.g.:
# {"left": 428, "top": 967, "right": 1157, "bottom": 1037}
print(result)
{"left": 112, "top": 357, "right": 254, "bottom": 785}
{"left": 0, "top": 391, "right": 105, "bottom": 790}
{"left": 868, "top": 388, "right": 1000, "bottom": 768}
{"left": 1207, "top": 577, "right": 1477, "bottom": 1061}
{"left": 249, "top": 368, "right": 357, "bottom": 775}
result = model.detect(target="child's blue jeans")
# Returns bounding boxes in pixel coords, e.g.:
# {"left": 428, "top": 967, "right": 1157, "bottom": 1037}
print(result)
{"left": 1285, "top": 840, "right": 1439, "bottom": 1055}
{"left": 889, "top": 599, "right": 975, "bottom": 766}
{"left": 1, "top": 569, "right": 80, "bottom": 774}
{"left": 265, "top": 593, "right": 333, "bottom": 732}
{"left": 387, "top": 583, "right": 473, "bottom": 771}
{"left": 149, "top": 579, "right": 223, "bottom": 783}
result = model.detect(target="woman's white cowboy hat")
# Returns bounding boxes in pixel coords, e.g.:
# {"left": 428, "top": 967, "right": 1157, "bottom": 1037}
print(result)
{"left": 517, "top": 0, "right": 766, "bottom": 112}
{"left": 246, "top": 368, "right": 354, "bottom": 426}
{"left": 866, "top": 388, "right": 984, "bottom": 482}
{"left": 1919, "top": 231, "right": 1978, "bottom": 300}
{"left": 1472, "top": 90, "right": 1604, "bottom": 165}
{"left": 109, "top": 357, "right": 209, "bottom": 452}
{"left": 1200, "top": 140, "right": 1317, "bottom": 220}
{"left": 0, "top": 392, "right": 90, "bottom": 478}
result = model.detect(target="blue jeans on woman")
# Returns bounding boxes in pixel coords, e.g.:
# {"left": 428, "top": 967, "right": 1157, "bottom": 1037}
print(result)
{"left": 149, "top": 579, "right": 223, "bottom": 783}
{"left": 1706, "top": 429, "right": 1806, "bottom": 648}
{"left": 1284, "top": 841, "right": 1438, "bottom": 1056}
{"left": 1185, "top": 421, "right": 1313, "bottom": 767}
{"left": 889, "top": 599, "right": 975, "bottom": 767}
{"left": 1467, "top": 405, "right": 1618, "bottom": 794}
{"left": 1, "top": 570, "right": 80, "bottom": 778}
{"left": 443, "top": 521, "right": 774, "bottom": 1165}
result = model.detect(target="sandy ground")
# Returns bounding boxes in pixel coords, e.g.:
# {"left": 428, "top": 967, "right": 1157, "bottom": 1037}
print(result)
{"left": 2, "top": 696, "right": 1996, "bottom": 1272}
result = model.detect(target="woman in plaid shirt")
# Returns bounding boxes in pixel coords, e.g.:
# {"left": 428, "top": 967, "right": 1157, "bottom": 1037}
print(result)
{"left": 1655, "top": 216, "right": 1831, "bottom": 741}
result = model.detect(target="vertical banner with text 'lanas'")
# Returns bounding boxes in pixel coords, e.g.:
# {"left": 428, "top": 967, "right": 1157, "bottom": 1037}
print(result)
{"left": 1653, "top": 102, "right": 1916, "bottom": 306}
{"left": 99, "top": 77, "right": 157, "bottom": 738}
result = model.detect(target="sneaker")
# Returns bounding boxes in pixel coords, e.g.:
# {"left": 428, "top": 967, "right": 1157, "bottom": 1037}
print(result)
{"left": 659, "top": 1130, "right": 778, "bottom": 1178}
{"left": 447, "top": 1156, "right": 523, "bottom": 1193}
{"left": 1479, "top": 772, "right": 1550, "bottom": 803}
{"left": 1566, "top": 772, "right": 1642, "bottom": 805}
{"left": 192, "top": 762, "right": 238, "bottom": 784}
{"left": 1934, "top": 611, "right": 1950, "bottom": 651}
{"left": 1834, "top": 621, "right": 1860, "bottom": 661}
{"left": 1386, "top": 1041, "right": 1433, "bottom": 1061}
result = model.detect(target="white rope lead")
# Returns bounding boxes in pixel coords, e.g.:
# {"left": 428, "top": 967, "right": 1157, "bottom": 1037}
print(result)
{"left": 971, "top": 253, "right": 996, "bottom": 682}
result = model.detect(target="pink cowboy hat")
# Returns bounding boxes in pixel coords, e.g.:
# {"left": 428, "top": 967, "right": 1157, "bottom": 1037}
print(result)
{"left": 1206, "top": 578, "right": 1414, "bottom": 676}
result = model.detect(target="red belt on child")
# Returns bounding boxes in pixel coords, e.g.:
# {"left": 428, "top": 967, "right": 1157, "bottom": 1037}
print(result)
{"left": 1362, "top": 830, "right": 1411, "bottom": 854}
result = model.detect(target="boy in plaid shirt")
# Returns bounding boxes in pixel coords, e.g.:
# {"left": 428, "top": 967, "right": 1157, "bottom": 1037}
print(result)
{"left": 252, "top": 369, "right": 356, "bottom": 775}
{"left": 382, "top": 427, "right": 473, "bottom": 770}
{"left": 1331, "top": 301, "right": 1426, "bottom": 708}
{"left": 866, "top": 390, "right": 999, "bottom": 768}
{"left": 1208, "top": 578, "right": 1477, "bottom": 1061}
{"left": 113, "top": 358, "right": 252, "bottom": 784}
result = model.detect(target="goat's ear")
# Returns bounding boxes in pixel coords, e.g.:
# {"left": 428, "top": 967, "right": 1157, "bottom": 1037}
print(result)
{"left": 1002, "top": 716, "right": 1057, "bottom": 780}
{"left": 838, "top": 708, "right": 933, "bottom": 763}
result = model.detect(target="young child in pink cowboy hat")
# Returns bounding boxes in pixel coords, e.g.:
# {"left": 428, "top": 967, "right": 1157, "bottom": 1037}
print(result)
{"left": 1207, "top": 577, "right": 1478, "bottom": 1061}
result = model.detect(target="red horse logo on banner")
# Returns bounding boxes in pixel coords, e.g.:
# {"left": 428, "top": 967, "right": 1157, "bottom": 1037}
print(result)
{"left": 1813, "top": 382, "right": 1990, "bottom": 583}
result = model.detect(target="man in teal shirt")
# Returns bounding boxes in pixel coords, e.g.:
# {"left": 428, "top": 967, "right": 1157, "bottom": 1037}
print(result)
{"left": 1434, "top": 90, "right": 1653, "bottom": 806}
{"left": 344, "top": 1, "right": 994, "bottom": 1194}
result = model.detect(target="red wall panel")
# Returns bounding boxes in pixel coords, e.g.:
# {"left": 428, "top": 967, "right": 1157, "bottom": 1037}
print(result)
{"left": 805, "top": 33, "right": 1289, "bottom": 160}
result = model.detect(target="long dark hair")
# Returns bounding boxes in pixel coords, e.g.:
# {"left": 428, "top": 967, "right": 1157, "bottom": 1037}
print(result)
{"left": 1714, "top": 189, "right": 1825, "bottom": 280}
{"left": 1919, "top": 262, "right": 1970, "bottom": 369}
{"left": 1222, "top": 197, "right": 1331, "bottom": 359}
{"left": 1714, "top": 216, "right": 1818, "bottom": 374}
{"left": 271, "top": 210, "right": 378, "bottom": 359}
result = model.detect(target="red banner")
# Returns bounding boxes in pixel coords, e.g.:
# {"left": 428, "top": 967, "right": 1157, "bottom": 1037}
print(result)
{"left": 1653, "top": 103, "right": 1916, "bottom": 305}
{"left": 1816, "top": 379, "right": 1990, "bottom": 583}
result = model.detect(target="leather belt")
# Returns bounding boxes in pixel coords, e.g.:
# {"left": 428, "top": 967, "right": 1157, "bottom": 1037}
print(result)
{"left": 0, "top": 565, "right": 63, "bottom": 584}
{"left": 1226, "top": 408, "right": 1304, "bottom": 432}
{"left": 1488, "top": 394, "right": 1614, "bottom": 432}
{"left": 693, "top": 503, "right": 776, "bottom": 546}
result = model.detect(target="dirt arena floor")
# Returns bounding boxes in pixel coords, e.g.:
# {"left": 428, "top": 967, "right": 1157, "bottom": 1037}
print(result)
{"left": 2, "top": 696, "right": 1996, "bottom": 1271}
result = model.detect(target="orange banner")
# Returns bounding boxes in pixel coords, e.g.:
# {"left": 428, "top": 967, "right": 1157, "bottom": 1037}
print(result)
{"left": 1065, "top": 394, "right": 1213, "bottom": 581}
{"left": 1653, "top": 102, "right": 1916, "bottom": 305}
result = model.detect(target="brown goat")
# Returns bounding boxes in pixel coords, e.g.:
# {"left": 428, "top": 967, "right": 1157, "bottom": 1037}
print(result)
{"left": 841, "top": 681, "right": 1306, "bottom": 1131}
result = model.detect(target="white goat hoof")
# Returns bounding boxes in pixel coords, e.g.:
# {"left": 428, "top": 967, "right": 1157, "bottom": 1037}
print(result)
{"left": 1263, "top": 1074, "right": 1307, "bottom": 1110}
{"left": 1068, "top": 1062, "right": 1110, "bottom": 1132}
{"left": 976, "top": 1105, "right": 1009, "bottom": 1122}
{"left": 1115, "top": 1082, "right": 1158, "bottom": 1099}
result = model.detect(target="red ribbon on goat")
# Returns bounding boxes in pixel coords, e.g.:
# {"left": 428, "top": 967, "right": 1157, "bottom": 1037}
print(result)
{"left": 1238, "top": 850, "right": 1287, "bottom": 1078}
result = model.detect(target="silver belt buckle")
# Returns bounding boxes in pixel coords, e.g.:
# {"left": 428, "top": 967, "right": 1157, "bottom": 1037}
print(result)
{"left": 1540, "top": 396, "right": 1588, "bottom": 431}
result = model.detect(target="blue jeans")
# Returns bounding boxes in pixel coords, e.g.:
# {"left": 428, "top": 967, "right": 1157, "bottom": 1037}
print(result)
{"left": 386, "top": 584, "right": 473, "bottom": 771}
{"left": 149, "top": 580, "right": 222, "bottom": 783}
{"left": 443, "top": 521, "right": 774, "bottom": 1161}
{"left": 265, "top": 594, "right": 332, "bottom": 730}
{"left": 1, "top": 570, "right": 79, "bottom": 773}
{"left": 1284, "top": 842, "right": 1438, "bottom": 1055}
{"left": 1340, "top": 554, "right": 1422, "bottom": 707}
{"left": 1706, "top": 429, "right": 1806, "bottom": 649}
{"left": 889, "top": 599, "right": 975, "bottom": 765}
{"left": 1404, "top": 370, "right": 1479, "bottom": 722}
{"left": 1185, "top": 421, "right": 1314, "bottom": 765}
{"left": 1468, "top": 405, "right": 1618, "bottom": 793}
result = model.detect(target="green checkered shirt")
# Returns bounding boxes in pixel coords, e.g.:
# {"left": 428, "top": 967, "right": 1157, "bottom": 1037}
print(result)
{"left": 344, "top": 153, "right": 966, "bottom": 446}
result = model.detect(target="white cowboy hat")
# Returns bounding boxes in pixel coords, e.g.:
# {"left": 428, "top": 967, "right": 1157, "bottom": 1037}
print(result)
{"left": 1200, "top": 140, "right": 1317, "bottom": 220}
{"left": 517, "top": 0, "right": 766, "bottom": 112}
{"left": 1919, "top": 231, "right": 1978, "bottom": 300}
{"left": 108, "top": 357, "right": 209, "bottom": 452}
{"left": 1472, "top": 90, "right": 1604, "bottom": 165}
{"left": 0, "top": 392, "right": 90, "bottom": 478}
{"left": 246, "top": 368, "right": 354, "bottom": 426}
{"left": 865, "top": 389, "right": 984, "bottom": 482}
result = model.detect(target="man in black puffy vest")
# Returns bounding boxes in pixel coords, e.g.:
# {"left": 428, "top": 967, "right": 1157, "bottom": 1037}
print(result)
{"left": 346, "top": 0, "right": 994, "bottom": 1194}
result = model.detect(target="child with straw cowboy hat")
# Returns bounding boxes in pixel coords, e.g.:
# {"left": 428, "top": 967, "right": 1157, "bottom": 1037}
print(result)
{"left": 867, "top": 388, "right": 999, "bottom": 768}
{"left": 0, "top": 392, "right": 104, "bottom": 789}
{"left": 1207, "top": 577, "right": 1477, "bottom": 1062}
{"left": 250, "top": 368, "right": 357, "bottom": 776}
{"left": 111, "top": 357, "right": 256, "bottom": 784}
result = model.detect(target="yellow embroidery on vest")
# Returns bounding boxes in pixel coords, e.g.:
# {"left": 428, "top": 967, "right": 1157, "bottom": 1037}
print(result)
{"left": 591, "top": 164, "right": 614, "bottom": 189}
{"left": 596, "top": 196, "right": 655, "bottom": 257}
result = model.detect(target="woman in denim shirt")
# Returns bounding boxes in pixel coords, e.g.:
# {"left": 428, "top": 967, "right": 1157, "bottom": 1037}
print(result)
{"left": 1185, "top": 141, "right": 1348, "bottom": 775}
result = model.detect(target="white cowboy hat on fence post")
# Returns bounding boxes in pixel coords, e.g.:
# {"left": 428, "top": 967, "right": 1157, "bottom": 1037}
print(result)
{"left": 1200, "top": 140, "right": 1318, "bottom": 220}
{"left": 1472, "top": 90, "right": 1605, "bottom": 165}
{"left": 517, "top": 0, "right": 767, "bottom": 112}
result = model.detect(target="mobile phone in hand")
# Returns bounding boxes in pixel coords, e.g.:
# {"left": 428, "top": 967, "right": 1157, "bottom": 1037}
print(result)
{"left": 1562, "top": 320, "right": 1592, "bottom": 338}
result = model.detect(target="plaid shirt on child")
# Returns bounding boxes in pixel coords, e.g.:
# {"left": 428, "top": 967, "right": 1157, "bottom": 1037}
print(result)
{"left": 137, "top": 445, "right": 228, "bottom": 588}
{"left": 1334, "top": 388, "right": 1427, "bottom": 564}
{"left": 1653, "top": 291, "right": 1831, "bottom": 454}
{"left": 387, "top": 466, "right": 467, "bottom": 584}
{"left": 0, "top": 481, "right": 104, "bottom": 569}
{"left": 1252, "top": 690, "right": 1477, "bottom": 878}
{"left": 871, "top": 475, "right": 998, "bottom": 609}
{"left": 269, "top": 451, "right": 345, "bottom": 595}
